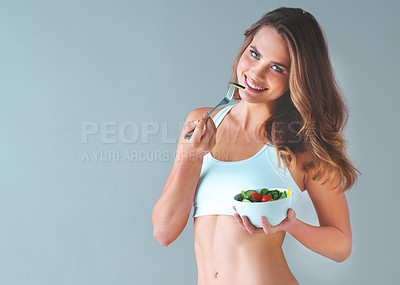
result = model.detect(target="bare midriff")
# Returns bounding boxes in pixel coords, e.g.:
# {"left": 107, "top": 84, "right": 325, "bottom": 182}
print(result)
{"left": 194, "top": 215, "right": 299, "bottom": 285}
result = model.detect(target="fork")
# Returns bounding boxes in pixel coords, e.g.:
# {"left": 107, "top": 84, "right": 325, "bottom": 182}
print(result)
{"left": 184, "top": 82, "right": 244, "bottom": 140}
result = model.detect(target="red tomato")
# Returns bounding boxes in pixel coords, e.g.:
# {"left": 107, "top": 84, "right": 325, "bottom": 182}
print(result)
{"left": 261, "top": 195, "right": 272, "bottom": 202}
{"left": 250, "top": 192, "right": 262, "bottom": 201}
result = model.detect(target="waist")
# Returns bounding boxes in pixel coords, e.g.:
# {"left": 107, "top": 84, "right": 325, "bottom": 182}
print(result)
{"left": 194, "top": 215, "right": 297, "bottom": 284}
{"left": 194, "top": 215, "right": 285, "bottom": 254}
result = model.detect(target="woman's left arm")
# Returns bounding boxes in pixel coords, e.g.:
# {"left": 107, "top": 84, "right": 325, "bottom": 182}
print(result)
{"left": 286, "top": 171, "right": 352, "bottom": 263}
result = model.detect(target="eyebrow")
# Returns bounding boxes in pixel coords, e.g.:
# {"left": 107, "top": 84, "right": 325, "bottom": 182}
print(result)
{"left": 250, "top": 45, "right": 289, "bottom": 70}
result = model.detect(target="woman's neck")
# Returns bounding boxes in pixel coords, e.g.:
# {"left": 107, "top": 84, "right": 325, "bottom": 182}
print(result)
{"left": 232, "top": 100, "right": 276, "bottom": 131}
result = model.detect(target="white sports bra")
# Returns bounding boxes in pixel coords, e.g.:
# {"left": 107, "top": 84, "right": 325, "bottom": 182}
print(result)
{"left": 192, "top": 103, "right": 303, "bottom": 218}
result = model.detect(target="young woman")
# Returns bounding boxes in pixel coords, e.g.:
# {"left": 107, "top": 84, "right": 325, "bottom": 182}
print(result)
{"left": 152, "top": 7, "right": 360, "bottom": 285}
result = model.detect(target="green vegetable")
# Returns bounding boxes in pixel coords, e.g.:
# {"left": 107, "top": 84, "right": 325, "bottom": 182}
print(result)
{"left": 243, "top": 190, "right": 256, "bottom": 199}
{"left": 271, "top": 190, "right": 279, "bottom": 200}
{"left": 229, "top": 82, "right": 245, "bottom": 89}
{"left": 260, "top": 188, "right": 269, "bottom": 196}
{"left": 235, "top": 188, "right": 289, "bottom": 203}
{"left": 234, "top": 193, "right": 243, "bottom": 201}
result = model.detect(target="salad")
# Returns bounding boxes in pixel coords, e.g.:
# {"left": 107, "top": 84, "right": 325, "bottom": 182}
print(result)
{"left": 234, "top": 188, "right": 291, "bottom": 203}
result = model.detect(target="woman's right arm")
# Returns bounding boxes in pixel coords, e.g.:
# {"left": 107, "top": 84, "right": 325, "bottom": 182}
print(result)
{"left": 152, "top": 108, "right": 216, "bottom": 246}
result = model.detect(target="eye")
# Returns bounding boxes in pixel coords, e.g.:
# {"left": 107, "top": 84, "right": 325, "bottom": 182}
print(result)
{"left": 250, "top": 50, "right": 260, "bottom": 59}
{"left": 271, "top": 65, "right": 284, "bottom": 73}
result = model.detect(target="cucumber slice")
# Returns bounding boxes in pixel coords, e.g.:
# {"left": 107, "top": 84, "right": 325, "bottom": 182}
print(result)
{"left": 229, "top": 82, "right": 245, "bottom": 89}
{"left": 244, "top": 190, "right": 256, "bottom": 199}
{"left": 249, "top": 197, "right": 258, "bottom": 202}
{"left": 242, "top": 199, "right": 251, "bottom": 203}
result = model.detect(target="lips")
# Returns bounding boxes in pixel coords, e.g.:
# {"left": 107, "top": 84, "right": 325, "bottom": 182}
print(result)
{"left": 245, "top": 75, "right": 268, "bottom": 92}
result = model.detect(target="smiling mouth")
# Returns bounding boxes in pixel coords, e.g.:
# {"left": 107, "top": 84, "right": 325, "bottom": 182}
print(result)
{"left": 245, "top": 76, "right": 268, "bottom": 91}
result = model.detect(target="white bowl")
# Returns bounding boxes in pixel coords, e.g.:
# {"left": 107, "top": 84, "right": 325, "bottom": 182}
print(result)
{"left": 233, "top": 188, "right": 292, "bottom": 227}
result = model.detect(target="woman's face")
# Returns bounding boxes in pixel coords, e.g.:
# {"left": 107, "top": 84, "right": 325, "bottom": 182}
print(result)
{"left": 236, "top": 26, "right": 290, "bottom": 104}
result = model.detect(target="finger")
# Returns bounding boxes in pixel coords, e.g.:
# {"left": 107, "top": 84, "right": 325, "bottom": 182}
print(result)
{"left": 287, "top": 208, "right": 296, "bottom": 221}
{"left": 182, "top": 121, "right": 198, "bottom": 141}
{"left": 206, "top": 116, "right": 216, "bottom": 131}
{"left": 201, "top": 117, "right": 215, "bottom": 143}
{"left": 192, "top": 113, "right": 207, "bottom": 143}
{"left": 242, "top": 216, "right": 264, "bottom": 234}
{"left": 184, "top": 119, "right": 198, "bottom": 129}
{"left": 182, "top": 119, "right": 199, "bottom": 135}
{"left": 232, "top": 207, "right": 247, "bottom": 232}
{"left": 209, "top": 131, "right": 216, "bottom": 147}
{"left": 234, "top": 213, "right": 247, "bottom": 232}
{"left": 206, "top": 124, "right": 217, "bottom": 149}
{"left": 260, "top": 216, "right": 275, "bottom": 235}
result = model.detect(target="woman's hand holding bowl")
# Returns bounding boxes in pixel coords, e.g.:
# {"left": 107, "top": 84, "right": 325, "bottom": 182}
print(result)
{"left": 233, "top": 206, "right": 297, "bottom": 235}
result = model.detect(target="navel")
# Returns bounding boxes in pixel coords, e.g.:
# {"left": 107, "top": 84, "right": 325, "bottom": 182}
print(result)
{"left": 214, "top": 271, "right": 219, "bottom": 279}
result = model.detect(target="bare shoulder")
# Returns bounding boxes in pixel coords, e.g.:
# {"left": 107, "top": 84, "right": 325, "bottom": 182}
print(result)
{"left": 185, "top": 106, "right": 225, "bottom": 122}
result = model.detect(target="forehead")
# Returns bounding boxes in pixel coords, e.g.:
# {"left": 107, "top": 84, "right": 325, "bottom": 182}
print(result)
{"left": 250, "top": 26, "right": 290, "bottom": 66}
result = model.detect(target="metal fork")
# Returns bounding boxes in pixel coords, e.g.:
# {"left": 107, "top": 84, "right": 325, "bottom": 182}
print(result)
{"left": 184, "top": 83, "right": 242, "bottom": 140}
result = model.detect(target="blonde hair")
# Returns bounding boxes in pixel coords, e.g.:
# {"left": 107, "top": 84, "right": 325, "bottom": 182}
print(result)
{"left": 231, "top": 7, "right": 360, "bottom": 192}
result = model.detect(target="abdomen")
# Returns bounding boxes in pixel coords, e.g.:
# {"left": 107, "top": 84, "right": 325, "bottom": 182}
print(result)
{"left": 194, "top": 215, "right": 298, "bottom": 285}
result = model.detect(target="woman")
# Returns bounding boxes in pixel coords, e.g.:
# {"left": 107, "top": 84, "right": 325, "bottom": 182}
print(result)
{"left": 152, "top": 7, "right": 360, "bottom": 285}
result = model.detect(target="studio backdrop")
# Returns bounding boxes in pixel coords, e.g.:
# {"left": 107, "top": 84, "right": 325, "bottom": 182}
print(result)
{"left": 1, "top": 0, "right": 399, "bottom": 284}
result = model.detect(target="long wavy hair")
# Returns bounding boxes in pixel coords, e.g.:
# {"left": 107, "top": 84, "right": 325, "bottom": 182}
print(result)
{"left": 230, "top": 7, "right": 360, "bottom": 192}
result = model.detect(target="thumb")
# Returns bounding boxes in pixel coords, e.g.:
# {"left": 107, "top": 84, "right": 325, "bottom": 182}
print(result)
{"left": 289, "top": 208, "right": 297, "bottom": 222}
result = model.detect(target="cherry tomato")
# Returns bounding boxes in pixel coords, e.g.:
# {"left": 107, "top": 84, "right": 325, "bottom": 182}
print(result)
{"left": 250, "top": 192, "right": 262, "bottom": 201}
{"left": 261, "top": 195, "right": 272, "bottom": 202}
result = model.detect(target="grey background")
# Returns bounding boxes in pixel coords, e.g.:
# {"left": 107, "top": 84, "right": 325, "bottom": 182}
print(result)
{"left": 1, "top": 0, "right": 399, "bottom": 284}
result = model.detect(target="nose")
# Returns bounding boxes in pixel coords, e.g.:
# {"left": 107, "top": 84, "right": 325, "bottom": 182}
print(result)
{"left": 250, "top": 62, "right": 266, "bottom": 80}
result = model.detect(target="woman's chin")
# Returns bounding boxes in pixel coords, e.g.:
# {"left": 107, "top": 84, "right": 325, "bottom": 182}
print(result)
{"left": 239, "top": 92, "right": 267, "bottom": 103}
{"left": 239, "top": 89, "right": 287, "bottom": 104}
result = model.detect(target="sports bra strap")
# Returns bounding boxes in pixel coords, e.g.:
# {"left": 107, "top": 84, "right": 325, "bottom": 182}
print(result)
{"left": 212, "top": 105, "right": 235, "bottom": 128}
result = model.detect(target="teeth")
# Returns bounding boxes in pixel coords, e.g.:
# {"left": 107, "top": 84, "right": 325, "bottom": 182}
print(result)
{"left": 246, "top": 77, "right": 267, "bottom": 91}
